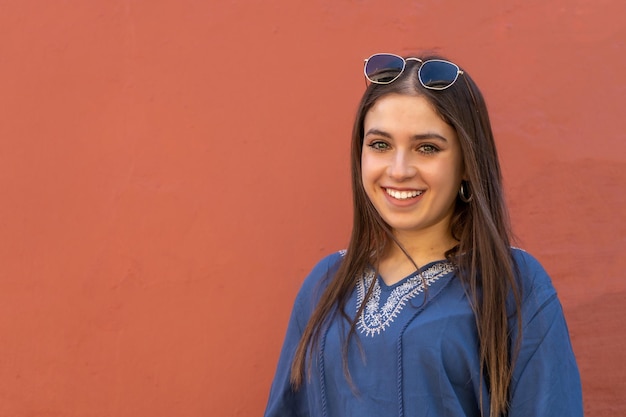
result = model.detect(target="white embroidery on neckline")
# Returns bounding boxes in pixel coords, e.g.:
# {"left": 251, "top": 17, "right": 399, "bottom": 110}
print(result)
{"left": 356, "top": 262, "right": 454, "bottom": 337}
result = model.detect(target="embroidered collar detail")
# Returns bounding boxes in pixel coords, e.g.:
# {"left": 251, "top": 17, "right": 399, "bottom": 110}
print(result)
{"left": 356, "top": 261, "right": 455, "bottom": 337}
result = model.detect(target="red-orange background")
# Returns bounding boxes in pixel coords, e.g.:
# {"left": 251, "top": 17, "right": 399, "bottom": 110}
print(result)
{"left": 0, "top": 1, "right": 624, "bottom": 416}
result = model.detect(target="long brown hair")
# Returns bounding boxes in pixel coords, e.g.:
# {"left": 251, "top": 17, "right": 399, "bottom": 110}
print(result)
{"left": 291, "top": 54, "right": 522, "bottom": 417}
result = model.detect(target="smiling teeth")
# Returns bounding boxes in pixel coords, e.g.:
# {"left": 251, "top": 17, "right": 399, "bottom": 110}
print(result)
{"left": 385, "top": 188, "right": 423, "bottom": 200}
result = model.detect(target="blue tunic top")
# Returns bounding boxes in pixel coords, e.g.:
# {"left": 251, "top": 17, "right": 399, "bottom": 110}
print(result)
{"left": 264, "top": 248, "right": 583, "bottom": 417}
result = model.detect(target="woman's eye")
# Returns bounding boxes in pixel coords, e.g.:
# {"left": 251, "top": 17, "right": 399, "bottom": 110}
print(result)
{"left": 368, "top": 141, "right": 390, "bottom": 151}
{"left": 418, "top": 144, "right": 439, "bottom": 154}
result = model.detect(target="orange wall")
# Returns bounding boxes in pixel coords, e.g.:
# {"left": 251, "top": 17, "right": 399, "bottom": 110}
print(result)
{"left": 0, "top": 1, "right": 624, "bottom": 416}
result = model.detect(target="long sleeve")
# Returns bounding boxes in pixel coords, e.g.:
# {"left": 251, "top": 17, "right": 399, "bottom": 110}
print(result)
{"left": 508, "top": 251, "right": 583, "bottom": 416}
{"left": 264, "top": 252, "right": 343, "bottom": 417}
{"left": 264, "top": 293, "right": 310, "bottom": 417}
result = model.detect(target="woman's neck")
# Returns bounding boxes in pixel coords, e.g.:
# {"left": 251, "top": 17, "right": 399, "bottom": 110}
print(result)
{"left": 376, "top": 229, "right": 457, "bottom": 285}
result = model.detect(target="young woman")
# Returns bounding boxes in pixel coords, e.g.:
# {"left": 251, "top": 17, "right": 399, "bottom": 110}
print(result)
{"left": 264, "top": 53, "right": 583, "bottom": 417}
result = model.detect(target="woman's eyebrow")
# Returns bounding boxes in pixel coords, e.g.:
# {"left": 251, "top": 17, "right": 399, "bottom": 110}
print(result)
{"left": 364, "top": 128, "right": 448, "bottom": 143}
{"left": 364, "top": 128, "right": 392, "bottom": 138}
{"left": 412, "top": 133, "right": 448, "bottom": 142}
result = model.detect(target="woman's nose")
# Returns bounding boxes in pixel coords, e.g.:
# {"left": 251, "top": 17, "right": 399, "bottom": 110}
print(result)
{"left": 387, "top": 151, "right": 417, "bottom": 181}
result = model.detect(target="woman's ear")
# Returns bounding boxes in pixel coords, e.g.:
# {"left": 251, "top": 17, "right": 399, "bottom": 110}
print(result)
{"left": 461, "top": 166, "right": 469, "bottom": 182}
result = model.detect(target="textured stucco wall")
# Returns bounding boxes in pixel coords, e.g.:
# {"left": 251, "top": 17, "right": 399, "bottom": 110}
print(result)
{"left": 0, "top": 1, "right": 623, "bottom": 416}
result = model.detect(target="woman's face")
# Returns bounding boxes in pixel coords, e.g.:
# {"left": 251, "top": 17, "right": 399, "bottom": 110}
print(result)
{"left": 361, "top": 94, "right": 464, "bottom": 240}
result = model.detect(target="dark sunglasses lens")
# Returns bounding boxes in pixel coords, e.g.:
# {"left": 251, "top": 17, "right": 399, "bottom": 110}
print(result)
{"left": 366, "top": 54, "right": 404, "bottom": 83}
{"left": 419, "top": 61, "right": 459, "bottom": 89}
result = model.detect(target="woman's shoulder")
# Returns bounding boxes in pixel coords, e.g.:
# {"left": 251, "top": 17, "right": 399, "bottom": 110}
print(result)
{"left": 510, "top": 247, "right": 552, "bottom": 283}
{"left": 299, "top": 250, "right": 345, "bottom": 290}
{"left": 510, "top": 247, "right": 558, "bottom": 310}
{"left": 294, "top": 250, "right": 345, "bottom": 311}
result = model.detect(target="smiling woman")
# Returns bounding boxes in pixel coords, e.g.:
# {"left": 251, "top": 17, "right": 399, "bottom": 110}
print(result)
{"left": 263, "top": 53, "right": 583, "bottom": 417}
{"left": 361, "top": 94, "right": 463, "bottom": 283}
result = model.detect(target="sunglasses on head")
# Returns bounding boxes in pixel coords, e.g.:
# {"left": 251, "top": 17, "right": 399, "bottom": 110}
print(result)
{"left": 364, "top": 53, "right": 464, "bottom": 90}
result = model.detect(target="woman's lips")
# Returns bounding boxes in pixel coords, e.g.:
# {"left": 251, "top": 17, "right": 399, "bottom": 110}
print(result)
{"left": 384, "top": 187, "right": 423, "bottom": 200}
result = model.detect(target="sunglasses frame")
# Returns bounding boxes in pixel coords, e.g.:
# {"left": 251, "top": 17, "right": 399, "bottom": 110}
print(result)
{"left": 363, "top": 53, "right": 464, "bottom": 91}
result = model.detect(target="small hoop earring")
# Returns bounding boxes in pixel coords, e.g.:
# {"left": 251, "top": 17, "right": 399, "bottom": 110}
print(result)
{"left": 459, "top": 182, "right": 473, "bottom": 203}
